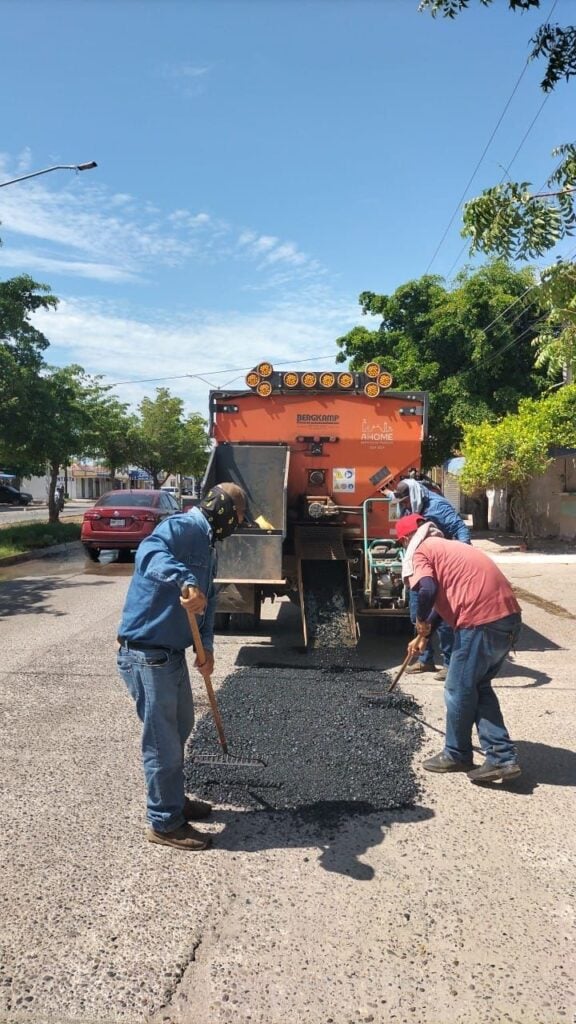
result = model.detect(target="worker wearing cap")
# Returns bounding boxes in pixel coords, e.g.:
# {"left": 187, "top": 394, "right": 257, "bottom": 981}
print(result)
{"left": 396, "top": 513, "right": 522, "bottom": 783}
{"left": 117, "top": 482, "right": 247, "bottom": 850}
{"left": 390, "top": 478, "right": 471, "bottom": 680}
{"left": 393, "top": 478, "right": 471, "bottom": 543}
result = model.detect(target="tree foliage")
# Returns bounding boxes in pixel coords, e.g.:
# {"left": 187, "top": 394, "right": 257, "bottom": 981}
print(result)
{"left": 131, "top": 388, "right": 210, "bottom": 488}
{"left": 532, "top": 261, "right": 576, "bottom": 382}
{"left": 460, "top": 384, "right": 576, "bottom": 543}
{"left": 336, "top": 262, "right": 550, "bottom": 464}
{"left": 419, "top": 1, "right": 576, "bottom": 259}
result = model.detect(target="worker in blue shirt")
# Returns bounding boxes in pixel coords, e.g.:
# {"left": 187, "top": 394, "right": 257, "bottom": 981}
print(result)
{"left": 117, "top": 482, "right": 246, "bottom": 851}
{"left": 390, "top": 477, "right": 471, "bottom": 677}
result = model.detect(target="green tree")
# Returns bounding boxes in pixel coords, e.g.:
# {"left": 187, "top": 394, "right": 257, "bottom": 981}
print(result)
{"left": 336, "top": 261, "right": 549, "bottom": 464}
{"left": 532, "top": 261, "right": 576, "bottom": 383}
{"left": 84, "top": 393, "right": 139, "bottom": 483}
{"left": 131, "top": 388, "right": 210, "bottom": 488}
{"left": 460, "top": 384, "right": 576, "bottom": 544}
{"left": 420, "top": 2, "right": 576, "bottom": 260}
{"left": 0, "top": 274, "right": 58, "bottom": 467}
{"left": 0, "top": 365, "right": 108, "bottom": 522}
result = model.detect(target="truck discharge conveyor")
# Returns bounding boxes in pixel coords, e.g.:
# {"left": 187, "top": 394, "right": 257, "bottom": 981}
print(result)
{"left": 296, "top": 527, "right": 357, "bottom": 649}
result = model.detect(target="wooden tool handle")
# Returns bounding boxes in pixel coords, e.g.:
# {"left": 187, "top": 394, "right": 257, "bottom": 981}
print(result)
{"left": 181, "top": 587, "right": 228, "bottom": 754}
{"left": 388, "top": 650, "right": 415, "bottom": 693}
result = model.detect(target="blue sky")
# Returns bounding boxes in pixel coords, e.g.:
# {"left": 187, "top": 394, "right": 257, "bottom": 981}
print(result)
{"left": 0, "top": 0, "right": 572, "bottom": 414}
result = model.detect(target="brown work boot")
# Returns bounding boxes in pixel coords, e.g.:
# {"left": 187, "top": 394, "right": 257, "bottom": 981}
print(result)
{"left": 434, "top": 666, "right": 448, "bottom": 680}
{"left": 183, "top": 796, "right": 212, "bottom": 820}
{"left": 405, "top": 662, "right": 436, "bottom": 674}
{"left": 147, "top": 823, "right": 212, "bottom": 850}
{"left": 468, "top": 761, "right": 522, "bottom": 784}
{"left": 423, "top": 751, "right": 474, "bottom": 773}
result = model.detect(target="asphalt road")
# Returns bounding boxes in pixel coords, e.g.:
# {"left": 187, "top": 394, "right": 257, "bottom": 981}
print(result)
{"left": 0, "top": 541, "right": 574, "bottom": 1024}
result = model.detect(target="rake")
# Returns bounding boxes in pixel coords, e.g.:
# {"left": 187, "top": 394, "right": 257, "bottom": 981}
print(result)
{"left": 182, "top": 587, "right": 266, "bottom": 768}
{"left": 359, "top": 650, "right": 416, "bottom": 703}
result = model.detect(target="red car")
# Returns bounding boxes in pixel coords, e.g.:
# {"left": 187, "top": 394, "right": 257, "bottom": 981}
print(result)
{"left": 81, "top": 489, "right": 180, "bottom": 561}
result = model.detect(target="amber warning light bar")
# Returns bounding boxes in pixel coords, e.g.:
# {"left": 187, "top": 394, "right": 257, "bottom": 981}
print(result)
{"left": 244, "top": 361, "right": 393, "bottom": 398}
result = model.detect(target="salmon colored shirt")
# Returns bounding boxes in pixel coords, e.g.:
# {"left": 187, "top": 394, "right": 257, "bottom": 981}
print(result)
{"left": 410, "top": 537, "right": 520, "bottom": 629}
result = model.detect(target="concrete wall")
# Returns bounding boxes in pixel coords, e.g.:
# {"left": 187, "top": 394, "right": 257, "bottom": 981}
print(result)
{"left": 529, "top": 456, "right": 576, "bottom": 539}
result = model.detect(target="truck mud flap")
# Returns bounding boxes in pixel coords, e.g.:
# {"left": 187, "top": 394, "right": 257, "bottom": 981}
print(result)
{"left": 295, "top": 528, "right": 357, "bottom": 649}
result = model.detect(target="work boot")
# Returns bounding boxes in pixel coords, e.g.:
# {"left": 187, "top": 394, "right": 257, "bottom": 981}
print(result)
{"left": 434, "top": 666, "right": 448, "bottom": 681}
{"left": 183, "top": 796, "right": 212, "bottom": 820}
{"left": 147, "top": 823, "right": 212, "bottom": 851}
{"left": 423, "top": 751, "right": 473, "bottom": 773}
{"left": 405, "top": 662, "right": 436, "bottom": 674}
{"left": 468, "top": 762, "right": 522, "bottom": 784}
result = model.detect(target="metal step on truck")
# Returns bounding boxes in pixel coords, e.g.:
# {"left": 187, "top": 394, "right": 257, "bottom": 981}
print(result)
{"left": 203, "top": 360, "right": 429, "bottom": 649}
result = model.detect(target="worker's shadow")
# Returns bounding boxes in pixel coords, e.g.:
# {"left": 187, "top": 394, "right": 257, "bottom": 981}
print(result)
{"left": 470, "top": 740, "right": 576, "bottom": 797}
{"left": 212, "top": 802, "right": 434, "bottom": 880}
{"left": 498, "top": 660, "right": 553, "bottom": 688}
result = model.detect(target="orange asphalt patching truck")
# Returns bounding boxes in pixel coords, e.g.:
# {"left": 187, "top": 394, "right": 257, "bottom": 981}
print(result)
{"left": 203, "top": 361, "right": 429, "bottom": 648}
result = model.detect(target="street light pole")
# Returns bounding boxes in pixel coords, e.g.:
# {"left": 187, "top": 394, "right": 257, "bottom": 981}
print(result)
{"left": 0, "top": 161, "right": 97, "bottom": 188}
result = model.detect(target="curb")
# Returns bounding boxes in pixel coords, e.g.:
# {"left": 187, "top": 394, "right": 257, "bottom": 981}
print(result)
{"left": 0, "top": 541, "right": 81, "bottom": 568}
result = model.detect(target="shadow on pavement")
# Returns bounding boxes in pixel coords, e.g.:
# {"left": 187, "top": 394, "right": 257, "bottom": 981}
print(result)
{"left": 211, "top": 803, "right": 435, "bottom": 880}
{"left": 499, "top": 659, "right": 553, "bottom": 688}
{"left": 470, "top": 740, "right": 576, "bottom": 797}
{"left": 514, "top": 623, "right": 563, "bottom": 652}
{"left": 0, "top": 576, "right": 115, "bottom": 617}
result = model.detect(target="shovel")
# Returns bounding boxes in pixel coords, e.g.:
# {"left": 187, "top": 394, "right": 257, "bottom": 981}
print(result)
{"left": 181, "top": 586, "right": 265, "bottom": 768}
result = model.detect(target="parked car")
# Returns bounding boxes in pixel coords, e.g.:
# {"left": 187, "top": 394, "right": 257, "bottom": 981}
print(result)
{"left": 0, "top": 484, "right": 33, "bottom": 507}
{"left": 81, "top": 489, "right": 181, "bottom": 561}
{"left": 160, "top": 485, "right": 181, "bottom": 503}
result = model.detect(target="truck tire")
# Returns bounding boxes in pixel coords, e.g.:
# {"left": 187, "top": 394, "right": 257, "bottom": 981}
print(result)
{"left": 84, "top": 545, "right": 100, "bottom": 562}
{"left": 214, "top": 613, "right": 231, "bottom": 632}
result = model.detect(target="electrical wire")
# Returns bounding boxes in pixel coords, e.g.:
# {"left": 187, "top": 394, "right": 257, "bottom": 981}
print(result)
{"left": 107, "top": 352, "right": 337, "bottom": 388}
{"left": 425, "top": 0, "right": 558, "bottom": 275}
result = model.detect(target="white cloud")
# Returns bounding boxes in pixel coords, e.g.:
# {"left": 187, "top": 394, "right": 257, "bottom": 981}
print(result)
{"left": 159, "top": 62, "right": 211, "bottom": 97}
{"left": 31, "top": 293, "right": 359, "bottom": 414}
{"left": 0, "top": 154, "right": 325, "bottom": 287}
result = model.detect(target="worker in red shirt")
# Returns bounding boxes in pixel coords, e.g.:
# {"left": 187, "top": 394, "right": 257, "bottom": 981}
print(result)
{"left": 396, "top": 513, "right": 522, "bottom": 783}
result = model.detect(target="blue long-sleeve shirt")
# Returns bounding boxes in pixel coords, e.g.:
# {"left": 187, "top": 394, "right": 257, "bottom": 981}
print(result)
{"left": 404, "top": 484, "right": 471, "bottom": 543}
{"left": 118, "top": 508, "right": 217, "bottom": 652}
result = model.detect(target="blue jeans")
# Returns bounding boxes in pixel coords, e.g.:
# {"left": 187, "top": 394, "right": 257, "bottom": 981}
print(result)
{"left": 117, "top": 645, "right": 194, "bottom": 833}
{"left": 443, "top": 613, "right": 521, "bottom": 766}
{"left": 409, "top": 589, "right": 454, "bottom": 668}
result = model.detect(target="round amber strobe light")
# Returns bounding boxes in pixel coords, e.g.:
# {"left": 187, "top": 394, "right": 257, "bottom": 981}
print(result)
{"left": 365, "top": 362, "right": 381, "bottom": 378}
{"left": 283, "top": 372, "right": 299, "bottom": 388}
{"left": 337, "top": 372, "right": 354, "bottom": 389}
{"left": 364, "top": 382, "right": 380, "bottom": 398}
{"left": 302, "top": 372, "right": 317, "bottom": 388}
{"left": 245, "top": 371, "right": 260, "bottom": 388}
{"left": 256, "top": 381, "right": 273, "bottom": 397}
{"left": 319, "top": 372, "right": 336, "bottom": 388}
{"left": 378, "top": 371, "right": 393, "bottom": 389}
{"left": 257, "top": 361, "right": 273, "bottom": 378}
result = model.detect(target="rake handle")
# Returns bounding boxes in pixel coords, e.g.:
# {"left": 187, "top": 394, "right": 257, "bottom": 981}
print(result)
{"left": 388, "top": 650, "right": 416, "bottom": 693}
{"left": 181, "top": 587, "right": 229, "bottom": 754}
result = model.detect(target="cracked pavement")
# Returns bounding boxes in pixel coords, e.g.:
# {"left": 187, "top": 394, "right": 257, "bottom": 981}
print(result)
{"left": 0, "top": 539, "right": 574, "bottom": 1024}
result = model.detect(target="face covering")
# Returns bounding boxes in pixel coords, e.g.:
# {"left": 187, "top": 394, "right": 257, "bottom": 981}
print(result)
{"left": 199, "top": 485, "right": 239, "bottom": 542}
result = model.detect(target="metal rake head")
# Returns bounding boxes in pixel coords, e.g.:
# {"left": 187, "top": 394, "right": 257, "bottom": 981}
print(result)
{"left": 191, "top": 752, "right": 267, "bottom": 768}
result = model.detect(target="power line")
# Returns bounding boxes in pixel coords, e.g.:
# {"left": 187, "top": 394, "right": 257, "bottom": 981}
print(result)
{"left": 107, "top": 352, "right": 338, "bottom": 388}
{"left": 444, "top": 92, "right": 551, "bottom": 281}
{"left": 426, "top": 0, "right": 559, "bottom": 275}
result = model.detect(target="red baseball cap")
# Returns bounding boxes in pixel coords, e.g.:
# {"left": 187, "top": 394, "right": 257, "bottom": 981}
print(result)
{"left": 395, "top": 513, "right": 425, "bottom": 541}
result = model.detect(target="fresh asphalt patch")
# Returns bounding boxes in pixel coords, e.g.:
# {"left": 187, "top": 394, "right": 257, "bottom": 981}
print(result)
{"left": 184, "top": 651, "right": 424, "bottom": 814}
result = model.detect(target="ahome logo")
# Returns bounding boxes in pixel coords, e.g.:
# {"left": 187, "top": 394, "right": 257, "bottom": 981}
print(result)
{"left": 296, "top": 414, "right": 339, "bottom": 423}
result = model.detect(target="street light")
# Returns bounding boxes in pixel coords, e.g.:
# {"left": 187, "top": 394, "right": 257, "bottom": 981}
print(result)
{"left": 0, "top": 161, "right": 98, "bottom": 187}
